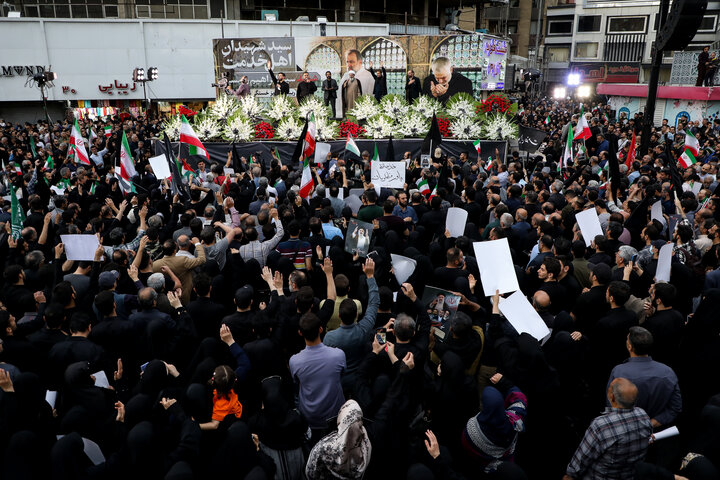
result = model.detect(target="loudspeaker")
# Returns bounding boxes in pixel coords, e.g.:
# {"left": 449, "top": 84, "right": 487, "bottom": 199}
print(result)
{"left": 656, "top": 0, "right": 709, "bottom": 51}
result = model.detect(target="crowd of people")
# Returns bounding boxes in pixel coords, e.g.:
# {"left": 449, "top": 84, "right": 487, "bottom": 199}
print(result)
{"left": 1, "top": 93, "right": 720, "bottom": 480}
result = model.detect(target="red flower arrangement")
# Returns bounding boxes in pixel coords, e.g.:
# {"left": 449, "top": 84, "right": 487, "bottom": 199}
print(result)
{"left": 437, "top": 116, "right": 451, "bottom": 138}
{"left": 478, "top": 94, "right": 513, "bottom": 114}
{"left": 255, "top": 121, "right": 274, "bottom": 139}
{"left": 339, "top": 120, "right": 366, "bottom": 138}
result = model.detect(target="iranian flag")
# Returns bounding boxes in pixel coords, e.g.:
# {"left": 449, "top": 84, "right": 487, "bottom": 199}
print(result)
{"left": 104, "top": 126, "right": 112, "bottom": 138}
{"left": 89, "top": 127, "right": 98, "bottom": 143}
{"left": 473, "top": 139, "right": 482, "bottom": 155}
{"left": 545, "top": 116, "right": 551, "bottom": 125}
{"left": 10, "top": 186, "right": 24, "bottom": 240}
{"left": 70, "top": 119, "right": 90, "bottom": 165}
{"left": 177, "top": 158, "right": 196, "bottom": 180}
{"left": 298, "top": 155, "right": 314, "bottom": 198}
{"left": 574, "top": 109, "right": 591, "bottom": 140}
{"left": 180, "top": 115, "right": 210, "bottom": 161}
{"left": 303, "top": 113, "right": 317, "bottom": 159}
{"left": 346, "top": 134, "right": 360, "bottom": 156}
{"left": 120, "top": 131, "right": 138, "bottom": 179}
{"left": 372, "top": 143, "right": 379, "bottom": 163}
{"left": 417, "top": 178, "right": 430, "bottom": 195}
{"left": 679, "top": 130, "right": 700, "bottom": 168}
{"left": 561, "top": 123, "right": 573, "bottom": 171}
{"left": 43, "top": 155, "right": 54, "bottom": 171}
{"left": 11, "top": 162, "right": 21, "bottom": 175}
{"left": 428, "top": 184, "right": 438, "bottom": 201}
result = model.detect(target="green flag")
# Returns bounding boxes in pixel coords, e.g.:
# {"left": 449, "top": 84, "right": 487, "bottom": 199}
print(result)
{"left": 372, "top": 143, "right": 379, "bottom": 163}
{"left": 29, "top": 136, "right": 37, "bottom": 158}
{"left": 10, "top": 186, "right": 24, "bottom": 240}
{"left": 44, "top": 155, "right": 54, "bottom": 171}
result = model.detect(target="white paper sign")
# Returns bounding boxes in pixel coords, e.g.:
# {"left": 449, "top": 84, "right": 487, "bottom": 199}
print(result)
{"left": 92, "top": 370, "right": 111, "bottom": 389}
{"left": 652, "top": 425, "right": 679, "bottom": 442}
{"left": 223, "top": 167, "right": 235, "bottom": 176}
{"left": 391, "top": 254, "right": 417, "bottom": 284}
{"left": 45, "top": 390, "right": 57, "bottom": 409}
{"left": 148, "top": 154, "right": 171, "bottom": 179}
{"left": 498, "top": 290, "right": 551, "bottom": 341}
{"left": 656, "top": 243, "right": 673, "bottom": 283}
{"left": 371, "top": 161, "right": 405, "bottom": 188}
{"left": 326, "top": 187, "right": 344, "bottom": 200}
{"left": 82, "top": 438, "right": 106, "bottom": 465}
{"left": 314, "top": 142, "right": 331, "bottom": 163}
{"left": 576, "top": 208, "right": 604, "bottom": 247}
{"left": 446, "top": 207, "right": 468, "bottom": 238}
{"left": 473, "top": 238, "right": 520, "bottom": 296}
{"left": 344, "top": 195, "right": 363, "bottom": 215}
{"left": 651, "top": 201, "right": 666, "bottom": 225}
{"left": 61, "top": 234, "right": 100, "bottom": 261}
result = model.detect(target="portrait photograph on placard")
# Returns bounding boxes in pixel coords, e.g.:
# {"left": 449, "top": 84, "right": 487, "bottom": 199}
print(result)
{"left": 421, "top": 286, "right": 461, "bottom": 325}
{"left": 344, "top": 219, "right": 374, "bottom": 257}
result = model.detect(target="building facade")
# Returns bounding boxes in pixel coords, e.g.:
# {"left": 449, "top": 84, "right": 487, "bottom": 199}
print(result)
{"left": 542, "top": 0, "right": 720, "bottom": 91}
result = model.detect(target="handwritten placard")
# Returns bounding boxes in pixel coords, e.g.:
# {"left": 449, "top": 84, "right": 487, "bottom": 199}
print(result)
{"left": 371, "top": 161, "right": 405, "bottom": 188}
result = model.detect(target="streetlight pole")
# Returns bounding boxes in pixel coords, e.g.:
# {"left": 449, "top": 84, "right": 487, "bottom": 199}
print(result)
{"left": 640, "top": 0, "right": 670, "bottom": 156}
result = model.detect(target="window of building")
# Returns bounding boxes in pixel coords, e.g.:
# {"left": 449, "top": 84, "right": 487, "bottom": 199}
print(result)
{"left": 547, "top": 46, "right": 570, "bottom": 62}
{"left": 577, "top": 15, "right": 601, "bottom": 32}
{"left": 22, "top": 0, "right": 117, "bottom": 18}
{"left": 699, "top": 15, "right": 718, "bottom": 32}
{"left": 135, "top": 0, "right": 208, "bottom": 18}
{"left": 575, "top": 42, "right": 599, "bottom": 58}
{"left": 607, "top": 16, "right": 647, "bottom": 33}
{"left": 548, "top": 20, "right": 573, "bottom": 35}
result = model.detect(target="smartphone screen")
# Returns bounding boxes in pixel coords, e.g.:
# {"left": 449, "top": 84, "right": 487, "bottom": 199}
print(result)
{"left": 376, "top": 329, "right": 386, "bottom": 344}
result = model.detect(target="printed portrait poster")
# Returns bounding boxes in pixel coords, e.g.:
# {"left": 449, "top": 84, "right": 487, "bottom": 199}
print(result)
{"left": 421, "top": 286, "right": 461, "bottom": 326}
{"left": 345, "top": 219, "right": 374, "bottom": 257}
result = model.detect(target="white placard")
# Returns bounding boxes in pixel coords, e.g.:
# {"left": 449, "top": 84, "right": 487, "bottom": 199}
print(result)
{"left": 652, "top": 425, "right": 679, "bottom": 442}
{"left": 223, "top": 167, "right": 235, "bottom": 176}
{"left": 576, "top": 208, "right": 604, "bottom": 247}
{"left": 60, "top": 234, "right": 100, "bottom": 261}
{"left": 45, "top": 390, "right": 57, "bottom": 408}
{"left": 344, "top": 195, "right": 363, "bottom": 215}
{"left": 446, "top": 207, "right": 468, "bottom": 238}
{"left": 498, "top": 290, "right": 551, "bottom": 341}
{"left": 325, "top": 187, "right": 344, "bottom": 200}
{"left": 314, "top": 142, "right": 332, "bottom": 163}
{"left": 473, "top": 238, "right": 520, "bottom": 296}
{"left": 391, "top": 254, "right": 417, "bottom": 284}
{"left": 92, "top": 370, "right": 111, "bottom": 389}
{"left": 148, "top": 154, "right": 171, "bottom": 179}
{"left": 651, "top": 201, "right": 666, "bottom": 225}
{"left": 371, "top": 161, "right": 405, "bottom": 188}
{"left": 82, "top": 438, "right": 106, "bottom": 465}
{"left": 656, "top": 243, "right": 673, "bottom": 283}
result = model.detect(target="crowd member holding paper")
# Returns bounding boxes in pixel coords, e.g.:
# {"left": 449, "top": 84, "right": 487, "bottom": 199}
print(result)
{"left": 5, "top": 103, "right": 720, "bottom": 479}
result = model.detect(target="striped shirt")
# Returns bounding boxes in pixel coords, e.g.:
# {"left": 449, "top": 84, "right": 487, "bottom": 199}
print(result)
{"left": 276, "top": 238, "right": 312, "bottom": 270}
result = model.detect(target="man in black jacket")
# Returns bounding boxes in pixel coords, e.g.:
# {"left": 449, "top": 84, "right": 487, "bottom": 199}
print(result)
{"left": 322, "top": 71, "right": 338, "bottom": 118}
{"left": 405, "top": 69, "right": 421, "bottom": 103}
{"left": 422, "top": 57, "right": 473, "bottom": 104}
{"left": 368, "top": 62, "right": 387, "bottom": 101}
{"left": 267, "top": 60, "right": 289, "bottom": 96}
{"left": 296, "top": 72, "right": 317, "bottom": 105}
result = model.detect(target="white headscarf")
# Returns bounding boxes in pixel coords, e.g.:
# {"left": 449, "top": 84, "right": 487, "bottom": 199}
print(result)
{"left": 306, "top": 400, "right": 371, "bottom": 479}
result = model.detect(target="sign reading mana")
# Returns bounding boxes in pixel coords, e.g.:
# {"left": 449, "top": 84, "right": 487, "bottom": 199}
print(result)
{"left": 1, "top": 66, "right": 46, "bottom": 77}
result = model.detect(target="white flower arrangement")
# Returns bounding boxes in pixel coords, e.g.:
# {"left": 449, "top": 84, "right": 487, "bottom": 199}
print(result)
{"left": 480, "top": 113, "right": 519, "bottom": 140}
{"left": 208, "top": 94, "right": 240, "bottom": 122}
{"left": 380, "top": 94, "right": 409, "bottom": 122}
{"left": 450, "top": 116, "right": 483, "bottom": 140}
{"left": 364, "top": 114, "right": 395, "bottom": 139}
{"left": 315, "top": 116, "right": 338, "bottom": 141}
{"left": 222, "top": 116, "right": 254, "bottom": 142}
{"left": 394, "top": 113, "right": 429, "bottom": 138}
{"left": 160, "top": 115, "right": 182, "bottom": 141}
{"left": 348, "top": 95, "right": 381, "bottom": 121}
{"left": 265, "top": 94, "right": 297, "bottom": 122}
{"left": 276, "top": 117, "right": 303, "bottom": 140}
{"left": 238, "top": 94, "right": 264, "bottom": 123}
{"left": 193, "top": 116, "right": 222, "bottom": 141}
{"left": 445, "top": 93, "right": 477, "bottom": 120}
{"left": 411, "top": 95, "right": 443, "bottom": 118}
{"left": 298, "top": 96, "right": 329, "bottom": 120}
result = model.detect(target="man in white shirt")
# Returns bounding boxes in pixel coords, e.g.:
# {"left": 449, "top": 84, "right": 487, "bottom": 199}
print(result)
{"left": 90, "top": 144, "right": 108, "bottom": 167}
{"left": 335, "top": 49, "right": 375, "bottom": 116}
